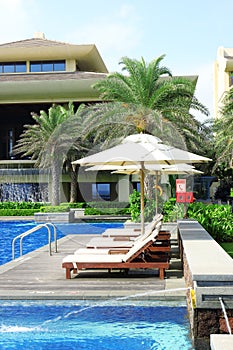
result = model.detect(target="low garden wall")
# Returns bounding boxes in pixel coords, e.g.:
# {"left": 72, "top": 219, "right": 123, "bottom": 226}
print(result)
{"left": 34, "top": 211, "right": 75, "bottom": 223}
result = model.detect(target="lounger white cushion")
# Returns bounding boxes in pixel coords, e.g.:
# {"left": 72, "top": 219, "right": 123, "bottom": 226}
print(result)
{"left": 102, "top": 214, "right": 163, "bottom": 237}
{"left": 86, "top": 237, "right": 135, "bottom": 248}
{"left": 102, "top": 228, "right": 141, "bottom": 237}
{"left": 62, "top": 253, "right": 125, "bottom": 264}
{"left": 63, "top": 233, "right": 156, "bottom": 265}
{"left": 86, "top": 222, "right": 162, "bottom": 249}
{"left": 75, "top": 248, "right": 129, "bottom": 255}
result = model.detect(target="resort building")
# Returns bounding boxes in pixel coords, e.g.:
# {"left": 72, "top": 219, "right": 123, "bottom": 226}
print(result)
{"left": 0, "top": 33, "right": 204, "bottom": 203}
{"left": 0, "top": 32, "right": 115, "bottom": 203}
{"left": 213, "top": 46, "right": 233, "bottom": 118}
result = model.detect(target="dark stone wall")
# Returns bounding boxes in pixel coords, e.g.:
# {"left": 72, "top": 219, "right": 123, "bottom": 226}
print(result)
{"left": 179, "top": 235, "right": 233, "bottom": 349}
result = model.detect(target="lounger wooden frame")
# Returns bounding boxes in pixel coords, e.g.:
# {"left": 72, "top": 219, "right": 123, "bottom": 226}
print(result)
{"left": 62, "top": 239, "right": 170, "bottom": 280}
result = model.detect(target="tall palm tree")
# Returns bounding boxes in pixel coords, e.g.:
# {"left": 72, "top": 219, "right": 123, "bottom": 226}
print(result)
{"left": 13, "top": 103, "right": 85, "bottom": 205}
{"left": 92, "top": 55, "right": 209, "bottom": 151}
{"left": 80, "top": 55, "right": 211, "bottom": 203}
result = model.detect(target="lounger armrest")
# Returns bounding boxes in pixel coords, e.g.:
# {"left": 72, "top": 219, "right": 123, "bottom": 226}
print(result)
{"left": 109, "top": 249, "right": 129, "bottom": 254}
{"left": 113, "top": 237, "right": 131, "bottom": 241}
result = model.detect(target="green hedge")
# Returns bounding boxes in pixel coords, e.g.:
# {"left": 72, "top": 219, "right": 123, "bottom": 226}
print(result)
{"left": 0, "top": 209, "right": 39, "bottom": 216}
{"left": 162, "top": 198, "right": 185, "bottom": 222}
{"left": 40, "top": 205, "right": 70, "bottom": 213}
{"left": 61, "top": 202, "right": 85, "bottom": 208}
{"left": 186, "top": 202, "right": 233, "bottom": 242}
{"left": 61, "top": 202, "right": 129, "bottom": 209}
{"left": 0, "top": 201, "right": 130, "bottom": 216}
{"left": 84, "top": 207, "right": 130, "bottom": 216}
{"left": 0, "top": 201, "right": 45, "bottom": 209}
{"left": 86, "top": 202, "right": 129, "bottom": 209}
{"left": 162, "top": 198, "right": 233, "bottom": 242}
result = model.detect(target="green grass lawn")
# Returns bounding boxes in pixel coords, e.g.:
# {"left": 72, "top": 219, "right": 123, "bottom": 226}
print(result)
{"left": 220, "top": 242, "right": 233, "bottom": 258}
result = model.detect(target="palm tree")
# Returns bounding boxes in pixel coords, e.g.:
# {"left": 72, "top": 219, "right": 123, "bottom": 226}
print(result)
{"left": 13, "top": 103, "right": 85, "bottom": 205}
{"left": 80, "top": 55, "right": 211, "bottom": 203}
{"left": 91, "top": 55, "right": 209, "bottom": 152}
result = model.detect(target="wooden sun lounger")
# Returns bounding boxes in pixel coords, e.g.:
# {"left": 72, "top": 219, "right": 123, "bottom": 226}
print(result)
{"left": 85, "top": 225, "right": 169, "bottom": 250}
{"left": 76, "top": 241, "right": 170, "bottom": 255}
{"left": 62, "top": 235, "right": 170, "bottom": 280}
{"left": 102, "top": 228, "right": 141, "bottom": 238}
{"left": 86, "top": 217, "right": 163, "bottom": 248}
{"left": 102, "top": 214, "right": 163, "bottom": 237}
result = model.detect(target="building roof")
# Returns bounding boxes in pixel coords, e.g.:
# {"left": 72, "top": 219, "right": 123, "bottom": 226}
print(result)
{"left": 0, "top": 37, "right": 68, "bottom": 48}
{"left": 0, "top": 34, "right": 109, "bottom": 103}
{"left": 0, "top": 71, "right": 107, "bottom": 103}
{"left": 217, "top": 47, "right": 233, "bottom": 71}
{"left": 0, "top": 34, "right": 108, "bottom": 73}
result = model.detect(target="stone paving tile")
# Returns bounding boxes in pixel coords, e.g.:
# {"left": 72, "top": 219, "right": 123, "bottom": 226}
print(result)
{"left": 0, "top": 228, "right": 186, "bottom": 300}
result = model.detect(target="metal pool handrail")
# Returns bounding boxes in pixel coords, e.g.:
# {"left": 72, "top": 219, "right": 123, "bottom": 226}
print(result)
{"left": 12, "top": 223, "right": 57, "bottom": 260}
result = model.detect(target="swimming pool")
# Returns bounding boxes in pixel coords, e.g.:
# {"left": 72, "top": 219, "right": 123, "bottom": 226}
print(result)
{"left": 0, "top": 300, "right": 193, "bottom": 350}
{"left": 0, "top": 221, "right": 124, "bottom": 266}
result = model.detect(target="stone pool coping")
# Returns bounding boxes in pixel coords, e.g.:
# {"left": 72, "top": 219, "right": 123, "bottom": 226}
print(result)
{"left": 178, "top": 219, "right": 233, "bottom": 309}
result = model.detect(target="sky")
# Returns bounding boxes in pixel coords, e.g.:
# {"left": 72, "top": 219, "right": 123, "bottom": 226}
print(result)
{"left": 0, "top": 0, "right": 233, "bottom": 122}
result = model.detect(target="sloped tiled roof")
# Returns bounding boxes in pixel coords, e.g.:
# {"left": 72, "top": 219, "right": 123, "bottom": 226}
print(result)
{"left": 0, "top": 71, "right": 108, "bottom": 82}
{"left": 0, "top": 36, "right": 108, "bottom": 73}
{"left": 0, "top": 37, "right": 72, "bottom": 48}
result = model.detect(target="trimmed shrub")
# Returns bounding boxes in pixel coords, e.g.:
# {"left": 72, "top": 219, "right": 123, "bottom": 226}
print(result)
{"left": 63, "top": 202, "right": 85, "bottom": 208}
{"left": 86, "top": 201, "right": 129, "bottom": 209}
{"left": 162, "top": 198, "right": 185, "bottom": 222}
{"left": 84, "top": 207, "right": 130, "bottom": 216}
{"left": 0, "top": 201, "right": 45, "bottom": 210}
{"left": 186, "top": 202, "right": 233, "bottom": 242}
{"left": 0, "top": 209, "right": 38, "bottom": 216}
{"left": 40, "top": 205, "right": 70, "bottom": 213}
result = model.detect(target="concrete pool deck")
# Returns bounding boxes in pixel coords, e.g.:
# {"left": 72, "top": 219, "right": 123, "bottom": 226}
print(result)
{"left": 0, "top": 222, "right": 186, "bottom": 300}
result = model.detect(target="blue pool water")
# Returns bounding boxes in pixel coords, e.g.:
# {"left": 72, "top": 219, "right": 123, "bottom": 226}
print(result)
{"left": 0, "top": 300, "right": 193, "bottom": 350}
{"left": 0, "top": 221, "right": 124, "bottom": 265}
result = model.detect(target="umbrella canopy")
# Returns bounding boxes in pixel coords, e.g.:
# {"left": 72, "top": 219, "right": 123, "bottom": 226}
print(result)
{"left": 107, "top": 163, "right": 203, "bottom": 175}
{"left": 73, "top": 133, "right": 211, "bottom": 167}
{"left": 73, "top": 133, "right": 211, "bottom": 233}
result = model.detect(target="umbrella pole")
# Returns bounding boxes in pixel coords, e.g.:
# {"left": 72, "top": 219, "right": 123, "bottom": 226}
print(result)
{"left": 140, "top": 164, "right": 145, "bottom": 235}
{"left": 155, "top": 171, "right": 158, "bottom": 215}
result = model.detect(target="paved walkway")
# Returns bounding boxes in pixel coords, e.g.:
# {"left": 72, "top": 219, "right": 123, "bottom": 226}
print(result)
{"left": 0, "top": 224, "right": 186, "bottom": 300}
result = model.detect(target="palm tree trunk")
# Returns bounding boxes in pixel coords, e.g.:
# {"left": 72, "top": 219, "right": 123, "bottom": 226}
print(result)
{"left": 69, "top": 162, "right": 78, "bottom": 203}
{"left": 51, "top": 159, "right": 61, "bottom": 206}
{"left": 144, "top": 174, "right": 155, "bottom": 199}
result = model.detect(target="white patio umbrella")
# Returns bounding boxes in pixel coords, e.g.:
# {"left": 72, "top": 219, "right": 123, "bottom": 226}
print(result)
{"left": 107, "top": 163, "right": 203, "bottom": 175}
{"left": 73, "top": 133, "right": 211, "bottom": 233}
{"left": 73, "top": 133, "right": 211, "bottom": 167}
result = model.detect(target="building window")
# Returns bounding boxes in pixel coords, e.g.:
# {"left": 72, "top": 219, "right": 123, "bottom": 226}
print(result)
{"left": 133, "top": 182, "right": 140, "bottom": 192}
{"left": 0, "top": 62, "right": 26, "bottom": 73}
{"left": 30, "top": 60, "right": 66, "bottom": 72}
{"left": 92, "top": 183, "right": 111, "bottom": 201}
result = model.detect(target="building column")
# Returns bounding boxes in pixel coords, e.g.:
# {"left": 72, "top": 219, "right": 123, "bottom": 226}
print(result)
{"left": 117, "top": 175, "right": 130, "bottom": 202}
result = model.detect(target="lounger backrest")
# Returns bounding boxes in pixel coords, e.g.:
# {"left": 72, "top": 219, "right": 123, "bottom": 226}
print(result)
{"left": 122, "top": 234, "right": 155, "bottom": 262}
{"left": 133, "top": 217, "right": 163, "bottom": 244}
{"left": 146, "top": 213, "right": 163, "bottom": 232}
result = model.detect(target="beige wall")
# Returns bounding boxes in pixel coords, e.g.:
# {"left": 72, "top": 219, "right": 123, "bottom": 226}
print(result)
{"left": 214, "top": 46, "right": 233, "bottom": 118}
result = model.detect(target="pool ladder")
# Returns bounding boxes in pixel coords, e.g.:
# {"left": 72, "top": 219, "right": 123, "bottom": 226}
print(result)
{"left": 12, "top": 223, "right": 57, "bottom": 260}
